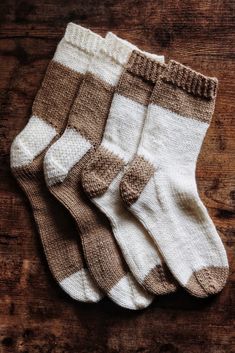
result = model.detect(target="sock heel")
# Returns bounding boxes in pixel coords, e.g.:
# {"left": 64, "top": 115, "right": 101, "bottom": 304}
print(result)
{"left": 120, "top": 155, "right": 155, "bottom": 206}
{"left": 82, "top": 146, "right": 124, "bottom": 198}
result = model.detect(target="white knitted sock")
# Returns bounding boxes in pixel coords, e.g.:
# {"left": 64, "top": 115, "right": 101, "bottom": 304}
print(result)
{"left": 120, "top": 60, "right": 229, "bottom": 297}
{"left": 82, "top": 51, "right": 178, "bottom": 295}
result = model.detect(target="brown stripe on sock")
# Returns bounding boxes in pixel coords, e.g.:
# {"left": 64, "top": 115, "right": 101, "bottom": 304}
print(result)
{"left": 68, "top": 72, "right": 115, "bottom": 146}
{"left": 151, "top": 60, "right": 218, "bottom": 124}
{"left": 115, "top": 50, "right": 166, "bottom": 106}
{"left": 151, "top": 81, "right": 216, "bottom": 123}
{"left": 116, "top": 70, "right": 154, "bottom": 105}
{"left": 82, "top": 146, "right": 125, "bottom": 198}
{"left": 51, "top": 149, "right": 128, "bottom": 291}
{"left": 120, "top": 156, "right": 155, "bottom": 206}
{"left": 33, "top": 60, "right": 83, "bottom": 131}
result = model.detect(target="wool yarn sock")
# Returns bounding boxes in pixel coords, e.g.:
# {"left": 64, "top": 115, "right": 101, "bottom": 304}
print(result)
{"left": 120, "top": 60, "right": 229, "bottom": 297}
{"left": 44, "top": 33, "right": 154, "bottom": 309}
{"left": 82, "top": 51, "right": 177, "bottom": 295}
{"left": 10, "top": 23, "right": 103, "bottom": 302}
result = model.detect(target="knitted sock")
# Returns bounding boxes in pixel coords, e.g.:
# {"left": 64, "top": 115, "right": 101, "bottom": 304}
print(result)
{"left": 10, "top": 23, "right": 103, "bottom": 302}
{"left": 82, "top": 51, "right": 177, "bottom": 295}
{"left": 44, "top": 33, "right": 154, "bottom": 309}
{"left": 120, "top": 60, "right": 229, "bottom": 297}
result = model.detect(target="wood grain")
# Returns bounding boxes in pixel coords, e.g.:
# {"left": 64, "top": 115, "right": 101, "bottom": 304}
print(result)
{"left": 0, "top": 1, "right": 234, "bottom": 352}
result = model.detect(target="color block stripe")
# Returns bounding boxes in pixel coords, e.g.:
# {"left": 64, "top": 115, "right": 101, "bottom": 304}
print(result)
{"left": 150, "top": 79, "right": 216, "bottom": 123}
{"left": 116, "top": 70, "right": 155, "bottom": 105}
{"left": 33, "top": 60, "right": 84, "bottom": 131}
{"left": 68, "top": 72, "right": 115, "bottom": 146}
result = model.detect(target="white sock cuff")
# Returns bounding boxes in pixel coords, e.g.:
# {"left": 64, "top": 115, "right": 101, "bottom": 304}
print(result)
{"left": 103, "top": 32, "right": 164, "bottom": 66}
{"left": 102, "top": 32, "right": 137, "bottom": 65}
{"left": 64, "top": 22, "right": 103, "bottom": 55}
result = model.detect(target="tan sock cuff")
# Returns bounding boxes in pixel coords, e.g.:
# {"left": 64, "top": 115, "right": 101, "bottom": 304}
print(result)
{"left": 162, "top": 60, "right": 218, "bottom": 100}
{"left": 64, "top": 22, "right": 103, "bottom": 55}
{"left": 126, "top": 50, "right": 166, "bottom": 83}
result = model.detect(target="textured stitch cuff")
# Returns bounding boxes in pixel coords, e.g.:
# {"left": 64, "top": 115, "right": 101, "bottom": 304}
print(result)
{"left": 64, "top": 22, "right": 103, "bottom": 55}
{"left": 126, "top": 50, "right": 167, "bottom": 83}
{"left": 102, "top": 32, "right": 137, "bottom": 65}
{"left": 162, "top": 60, "right": 218, "bottom": 99}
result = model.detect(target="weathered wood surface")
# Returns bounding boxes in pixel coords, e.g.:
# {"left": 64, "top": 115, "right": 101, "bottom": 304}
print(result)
{"left": 0, "top": 1, "right": 234, "bottom": 352}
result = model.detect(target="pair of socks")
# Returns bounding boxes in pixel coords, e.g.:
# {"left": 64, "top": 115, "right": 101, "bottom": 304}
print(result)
{"left": 11, "top": 23, "right": 104, "bottom": 303}
{"left": 83, "top": 55, "right": 229, "bottom": 297}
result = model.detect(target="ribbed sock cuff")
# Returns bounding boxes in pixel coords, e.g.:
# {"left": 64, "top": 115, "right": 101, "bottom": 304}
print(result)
{"left": 64, "top": 22, "right": 103, "bottom": 55}
{"left": 126, "top": 50, "right": 166, "bottom": 83}
{"left": 162, "top": 60, "right": 218, "bottom": 99}
{"left": 102, "top": 32, "right": 138, "bottom": 65}
{"left": 102, "top": 32, "right": 164, "bottom": 68}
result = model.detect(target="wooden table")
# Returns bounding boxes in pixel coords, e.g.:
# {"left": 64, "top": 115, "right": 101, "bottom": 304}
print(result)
{"left": 0, "top": 1, "right": 234, "bottom": 352}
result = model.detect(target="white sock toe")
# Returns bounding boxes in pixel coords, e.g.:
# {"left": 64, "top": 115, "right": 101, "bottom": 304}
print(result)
{"left": 59, "top": 269, "right": 103, "bottom": 302}
{"left": 109, "top": 273, "right": 153, "bottom": 310}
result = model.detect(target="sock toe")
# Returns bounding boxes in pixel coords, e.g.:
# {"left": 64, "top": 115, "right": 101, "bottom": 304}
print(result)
{"left": 186, "top": 266, "right": 229, "bottom": 298}
{"left": 143, "top": 265, "right": 178, "bottom": 295}
{"left": 194, "top": 266, "right": 229, "bottom": 296}
{"left": 109, "top": 273, "right": 153, "bottom": 310}
{"left": 59, "top": 269, "right": 103, "bottom": 302}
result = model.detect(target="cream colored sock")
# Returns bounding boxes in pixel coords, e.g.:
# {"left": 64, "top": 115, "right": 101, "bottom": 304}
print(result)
{"left": 120, "top": 60, "right": 229, "bottom": 297}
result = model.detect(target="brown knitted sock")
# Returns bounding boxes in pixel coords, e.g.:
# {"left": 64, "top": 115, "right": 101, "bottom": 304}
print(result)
{"left": 44, "top": 33, "right": 153, "bottom": 309}
{"left": 10, "top": 23, "right": 104, "bottom": 302}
